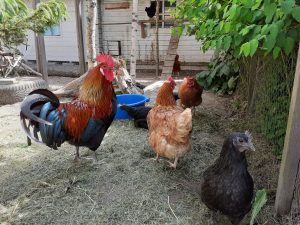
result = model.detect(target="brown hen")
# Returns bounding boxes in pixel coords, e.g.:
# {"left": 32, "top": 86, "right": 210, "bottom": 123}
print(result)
{"left": 179, "top": 76, "right": 203, "bottom": 112}
{"left": 147, "top": 76, "right": 192, "bottom": 169}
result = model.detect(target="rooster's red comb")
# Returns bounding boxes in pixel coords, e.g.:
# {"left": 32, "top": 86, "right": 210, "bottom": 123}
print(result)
{"left": 96, "top": 54, "right": 114, "bottom": 67}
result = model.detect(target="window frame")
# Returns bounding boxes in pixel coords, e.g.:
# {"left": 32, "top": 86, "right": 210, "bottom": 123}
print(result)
{"left": 150, "top": 0, "right": 176, "bottom": 28}
{"left": 44, "top": 23, "right": 62, "bottom": 37}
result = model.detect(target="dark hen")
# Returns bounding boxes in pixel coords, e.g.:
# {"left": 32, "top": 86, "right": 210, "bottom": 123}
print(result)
{"left": 200, "top": 131, "right": 255, "bottom": 225}
{"left": 120, "top": 105, "right": 151, "bottom": 129}
{"left": 145, "top": 1, "right": 156, "bottom": 18}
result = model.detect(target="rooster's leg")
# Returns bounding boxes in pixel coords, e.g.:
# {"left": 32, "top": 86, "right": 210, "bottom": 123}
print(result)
{"left": 81, "top": 151, "right": 102, "bottom": 165}
{"left": 91, "top": 151, "right": 99, "bottom": 165}
{"left": 167, "top": 157, "right": 178, "bottom": 169}
{"left": 74, "top": 146, "right": 81, "bottom": 162}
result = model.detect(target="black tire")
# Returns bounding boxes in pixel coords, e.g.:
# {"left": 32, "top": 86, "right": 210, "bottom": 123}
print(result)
{"left": 0, "top": 77, "right": 48, "bottom": 105}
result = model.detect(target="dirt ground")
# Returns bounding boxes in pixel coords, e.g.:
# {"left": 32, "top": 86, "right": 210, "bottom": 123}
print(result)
{"left": 0, "top": 76, "right": 291, "bottom": 225}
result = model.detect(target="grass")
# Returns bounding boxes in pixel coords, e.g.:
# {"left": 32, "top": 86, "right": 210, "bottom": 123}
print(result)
{"left": 0, "top": 93, "right": 292, "bottom": 225}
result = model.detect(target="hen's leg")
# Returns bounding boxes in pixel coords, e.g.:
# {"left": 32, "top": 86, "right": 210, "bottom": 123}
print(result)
{"left": 74, "top": 146, "right": 81, "bottom": 162}
{"left": 210, "top": 211, "right": 221, "bottom": 225}
{"left": 167, "top": 157, "right": 178, "bottom": 169}
{"left": 192, "top": 107, "right": 196, "bottom": 116}
{"left": 150, "top": 153, "right": 159, "bottom": 162}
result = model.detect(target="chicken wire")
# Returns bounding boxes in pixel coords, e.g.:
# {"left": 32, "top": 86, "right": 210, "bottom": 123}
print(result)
{"left": 291, "top": 163, "right": 300, "bottom": 225}
{"left": 254, "top": 54, "right": 294, "bottom": 155}
{"left": 238, "top": 51, "right": 300, "bottom": 222}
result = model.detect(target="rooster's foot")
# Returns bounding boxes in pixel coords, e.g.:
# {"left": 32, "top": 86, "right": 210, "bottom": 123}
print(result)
{"left": 74, "top": 146, "right": 82, "bottom": 163}
{"left": 74, "top": 155, "right": 82, "bottom": 163}
{"left": 167, "top": 157, "right": 178, "bottom": 169}
{"left": 81, "top": 151, "right": 103, "bottom": 166}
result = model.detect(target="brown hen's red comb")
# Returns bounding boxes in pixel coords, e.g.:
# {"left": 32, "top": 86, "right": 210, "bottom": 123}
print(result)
{"left": 167, "top": 76, "right": 176, "bottom": 86}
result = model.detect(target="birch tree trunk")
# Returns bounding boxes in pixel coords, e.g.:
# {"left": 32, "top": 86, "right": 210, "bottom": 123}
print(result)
{"left": 155, "top": 0, "right": 160, "bottom": 77}
{"left": 86, "top": 0, "right": 97, "bottom": 68}
{"left": 130, "top": 0, "right": 138, "bottom": 83}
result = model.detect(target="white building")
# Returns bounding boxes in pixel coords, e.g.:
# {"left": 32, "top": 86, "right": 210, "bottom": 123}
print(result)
{"left": 22, "top": 0, "right": 213, "bottom": 66}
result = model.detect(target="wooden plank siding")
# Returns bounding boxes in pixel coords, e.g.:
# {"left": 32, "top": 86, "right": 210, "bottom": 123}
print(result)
{"left": 21, "top": 0, "right": 213, "bottom": 63}
{"left": 100, "top": 0, "right": 214, "bottom": 63}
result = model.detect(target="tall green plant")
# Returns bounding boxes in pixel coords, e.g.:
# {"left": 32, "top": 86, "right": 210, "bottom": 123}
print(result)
{"left": 250, "top": 189, "right": 268, "bottom": 225}
{"left": 197, "top": 51, "right": 239, "bottom": 94}
{"left": 171, "top": 0, "right": 300, "bottom": 59}
{"left": 0, "top": 0, "right": 67, "bottom": 49}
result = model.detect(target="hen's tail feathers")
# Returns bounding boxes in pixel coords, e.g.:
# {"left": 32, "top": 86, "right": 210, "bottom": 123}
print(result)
{"left": 173, "top": 92, "right": 180, "bottom": 101}
{"left": 175, "top": 108, "right": 192, "bottom": 141}
{"left": 20, "top": 89, "right": 66, "bottom": 149}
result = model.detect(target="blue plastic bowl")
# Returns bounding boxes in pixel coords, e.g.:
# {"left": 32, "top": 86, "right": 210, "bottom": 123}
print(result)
{"left": 115, "top": 94, "right": 150, "bottom": 120}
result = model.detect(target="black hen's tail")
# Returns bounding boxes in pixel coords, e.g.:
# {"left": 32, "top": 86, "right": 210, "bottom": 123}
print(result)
{"left": 173, "top": 92, "right": 180, "bottom": 101}
{"left": 120, "top": 105, "right": 151, "bottom": 129}
{"left": 120, "top": 105, "right": 151, "bottom": 120}
{"left": 20, "top": 89, "right": 67, "bottom": 149}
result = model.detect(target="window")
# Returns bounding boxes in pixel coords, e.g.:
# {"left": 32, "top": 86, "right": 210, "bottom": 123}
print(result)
{"left": 150, "top": 0, "right": 176, "bottom": 28}
{"left": 44, "top": 24, "right": 61, "bottom": 36}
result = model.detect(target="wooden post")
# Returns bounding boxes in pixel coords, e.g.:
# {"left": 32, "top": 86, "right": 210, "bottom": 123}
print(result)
{"left": 155, "top": 0, "right": 160, "bottom": 77}
{"left": 75, "top": 0, "right": 87, "bottom": 74}
{"left": 33, "top": 0, "right": 48, "bottom": 83}
{"left": 275, "top": 44, "right": 300, "bottom": 215}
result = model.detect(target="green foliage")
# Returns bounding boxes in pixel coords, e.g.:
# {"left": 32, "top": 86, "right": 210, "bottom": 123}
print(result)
{"left": 197, "top": 52, "right": 239, "bottom": 94}
{"left": 254, "top": 54, "right": 295, "bottom": 155}
{"left": 0, "top": 0, "right": 67, "bottom": 48}
{"left": 172, "top": 0, "right": 300, "bottom": 59}
{"left": 250, "top": 189, "right": 268, "bottom": 225}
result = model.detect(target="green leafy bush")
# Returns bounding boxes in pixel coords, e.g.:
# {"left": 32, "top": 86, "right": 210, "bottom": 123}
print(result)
{"left": 170, "top": 0, "right": 299, "bottom": 154}
{"left": 171, "top": 0, "right": 300, "bottom": 59}
{"left": 197, "top": 52, "right": 239, "bottom": 94}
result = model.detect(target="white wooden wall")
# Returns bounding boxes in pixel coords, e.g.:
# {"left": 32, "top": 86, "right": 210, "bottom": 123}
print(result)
{"left": 21, "top": 0, "right": 213, "bottom": 63}
{"left": 101, "top": 0, "right": 214, "bottom": 62}
{"left": 21, "top": 0, "right": 79, "bottom": 62}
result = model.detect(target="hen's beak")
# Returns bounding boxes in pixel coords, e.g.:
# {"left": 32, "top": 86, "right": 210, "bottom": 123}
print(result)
{"left": 247, "top": 141, "right": 255, "bottom": 151}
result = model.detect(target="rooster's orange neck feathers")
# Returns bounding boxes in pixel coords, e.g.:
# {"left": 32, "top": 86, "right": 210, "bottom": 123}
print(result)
{"left": 156, "top": 82, "right": 176, "bottom": 106}
{"left": 59, "top": 64, "right": 114, "bottom": 141}
{"left": 79, "top": 64, "right": 112, "bottom": 105}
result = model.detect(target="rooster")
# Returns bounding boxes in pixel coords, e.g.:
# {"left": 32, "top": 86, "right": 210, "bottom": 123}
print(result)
{"left": 178, "top": 76, "right": 203, "bottom": 113}
{"left": 200, "top": 131, "right": 255, "bottom": 225}
{"left": 20, "top": 54, "right": 117, "bottom": 165}
{"left": 147, "top": 76, "right": 192, "bottom": 169}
